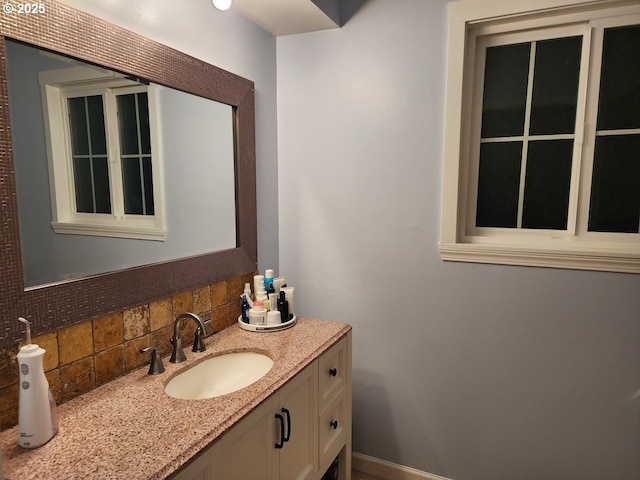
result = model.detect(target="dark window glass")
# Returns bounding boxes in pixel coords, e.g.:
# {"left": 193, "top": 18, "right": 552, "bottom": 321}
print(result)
{"left": 73, "top": 157, "right": 93, "bottom": 213}
{"left": 530, "top": 36, "right": 582, "bottom": 135}
{"left": 588, "top": 135, "right": 640, "bottom": 233}
{"left": 92, "top": 157, "right": 111, "bottom": 214}
{"left": 597, "top": 25, "right": 640, "bottom": 131}
{"left": 142, "top": 157, "right": 155, "bottom": 215}
{"left": 117, "top": 94, "right": 139, "bottom": 155}
{"left": 476, "top": 142, "right": 522, "bottom": 228}
{"left": 73, "top": 156, "right": 110, "bottom": 214}
{"left": 137, "top": 93, "right": 151, "bottom": 155}
{"left": 86, "top": 95, "right": 107, "bottom": 155}
{"left": 522, "top": 140, "right": 573, "bottom": 229}
{"left": 122, "top": 158, "right": 143, "bottom": 215}
{"left": 481, "top": 43, "right": 531, "bottom": 138}
{"left": 68, "top": 97, "right": 89, "bottom": 155}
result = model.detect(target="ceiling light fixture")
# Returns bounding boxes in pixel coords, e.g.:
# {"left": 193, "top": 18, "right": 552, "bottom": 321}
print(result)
{"left": 212, "top": 0, "right": 232, "bottom": 11}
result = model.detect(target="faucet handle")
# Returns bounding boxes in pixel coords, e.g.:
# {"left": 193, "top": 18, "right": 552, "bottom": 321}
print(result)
{"left": 140, "top": 347, "right": 165, "bottom": 375}
{"left": 192, "top": 327, "right": 207, "bottom": 353}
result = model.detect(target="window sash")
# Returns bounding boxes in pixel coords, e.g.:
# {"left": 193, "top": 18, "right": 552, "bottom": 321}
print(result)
{"left": 440, "top": 0, "right": 640, "bottom": 273}
{"left": 39, "top": 67, "right": 165, "bottom": 241}
{"left": 466, "top": 23, "right": 590, "bottom": 238}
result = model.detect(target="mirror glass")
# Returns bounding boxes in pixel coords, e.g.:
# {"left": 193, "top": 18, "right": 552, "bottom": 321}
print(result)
{"left": 6, "top": 39, "right": 237, "bottom": 287}
{"left": 0, "top": 0, "right": 256, "bottom": 347}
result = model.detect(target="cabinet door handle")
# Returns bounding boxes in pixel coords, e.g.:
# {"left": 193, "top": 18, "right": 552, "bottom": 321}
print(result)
{"left": 281, "top": 407, "right": 291, "bottom": 443}
{"left": 330, "top": 420, "right": 338, "bottom": 430}
{"left": 275, "top": 412, "right": 285, "bottom": 449}
{"left": 329, "top": 368, "right": 337, "bottom": 377}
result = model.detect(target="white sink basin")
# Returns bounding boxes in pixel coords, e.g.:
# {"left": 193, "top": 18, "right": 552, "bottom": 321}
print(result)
{"left": 165, "top": 352, "right": 273, "bottom": 400}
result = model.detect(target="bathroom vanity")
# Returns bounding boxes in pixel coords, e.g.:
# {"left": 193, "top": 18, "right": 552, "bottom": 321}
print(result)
{"left": 0, "top": 318, "right": 352, "bottom": 480}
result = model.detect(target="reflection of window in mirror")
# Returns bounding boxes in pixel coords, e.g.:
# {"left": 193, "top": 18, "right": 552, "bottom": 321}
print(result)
{"left": 39, "top": 66, "right": 165, "bottom": 240}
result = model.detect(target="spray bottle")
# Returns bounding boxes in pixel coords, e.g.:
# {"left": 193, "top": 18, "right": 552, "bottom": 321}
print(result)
{"left": 16, "top": 317, "right": 58, "bottom": 448}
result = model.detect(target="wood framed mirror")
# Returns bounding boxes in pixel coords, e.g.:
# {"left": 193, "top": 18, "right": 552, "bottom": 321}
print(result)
{"left": 0, "top": 0, "right": 257, "bottom": 346}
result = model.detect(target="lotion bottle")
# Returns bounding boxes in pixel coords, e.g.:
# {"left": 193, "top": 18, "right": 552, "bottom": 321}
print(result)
{"left": 17, "top": 317, "right": 58, "bottom": 448}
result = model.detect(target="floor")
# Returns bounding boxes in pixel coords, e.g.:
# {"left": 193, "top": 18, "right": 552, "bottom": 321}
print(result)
{"left": 352, "top": 471, "right": 384, "bottom": 480}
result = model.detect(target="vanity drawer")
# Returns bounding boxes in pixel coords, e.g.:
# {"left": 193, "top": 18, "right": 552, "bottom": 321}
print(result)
{"left": 318, "top": 337, "right": 347, "bottom": 410}
{"left": 318, "top": 389, "right": 347, "bottom": 471}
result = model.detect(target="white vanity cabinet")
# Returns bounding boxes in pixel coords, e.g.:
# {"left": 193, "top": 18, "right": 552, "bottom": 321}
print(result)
{"left": 170, "top": 331, "right": 352, "bottom": 480}
{"left": 221, "top": 361, "right": 318, "bottom": 480}
{"left": 316, "top": 335, "right": 351, "bottom": 479}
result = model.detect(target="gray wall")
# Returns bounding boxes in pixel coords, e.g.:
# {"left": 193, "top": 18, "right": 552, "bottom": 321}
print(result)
{"left": 277, "top": 1, "right": 640, "bottom": 479}
{"left": 39, "top": 1, "right": 640, "bottom": 479}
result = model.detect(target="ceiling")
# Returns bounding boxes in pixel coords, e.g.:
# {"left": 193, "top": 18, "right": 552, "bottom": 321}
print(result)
{"left": 230, "top": 0, "right": 341, "bottom": 36}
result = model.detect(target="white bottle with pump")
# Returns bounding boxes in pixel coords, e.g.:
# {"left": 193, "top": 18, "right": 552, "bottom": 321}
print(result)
{"left": 17, "top": 317, "right": 58, "bottom": 448}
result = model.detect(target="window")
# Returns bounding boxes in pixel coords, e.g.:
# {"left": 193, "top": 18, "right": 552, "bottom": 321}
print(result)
{"left": 440, "top": 0, "right": 640, "bottom": 273}
{"left": 39, "top": 66, "right": 165, "bottom": 240}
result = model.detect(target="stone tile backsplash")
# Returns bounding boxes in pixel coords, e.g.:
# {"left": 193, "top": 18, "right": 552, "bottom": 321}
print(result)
{"left": 0, "top": 272, "right": 253, "bottom": 430}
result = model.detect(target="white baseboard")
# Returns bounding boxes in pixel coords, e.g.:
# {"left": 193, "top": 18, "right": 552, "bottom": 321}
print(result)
{"left": 352, "top": 453, "right": 453, "bottom": 480}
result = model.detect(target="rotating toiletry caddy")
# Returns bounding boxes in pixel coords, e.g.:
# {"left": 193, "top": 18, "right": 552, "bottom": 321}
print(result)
{"left": 239, "top": 270, "right": 296, "bottom": 332}
{"left": 238, "top": 314, "right": 297, "bottom": 332}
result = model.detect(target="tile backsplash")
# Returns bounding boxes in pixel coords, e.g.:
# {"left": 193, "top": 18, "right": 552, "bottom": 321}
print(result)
{"left": 0, "top": 272, "right": 253, "bottom": 430}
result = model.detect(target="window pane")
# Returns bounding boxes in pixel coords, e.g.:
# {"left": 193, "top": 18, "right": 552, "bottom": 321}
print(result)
{"left": 92, "top": 157, "right": 111, "bottom": 214}
{"left": 597, "top": 25, "right": 640, "bottom": 131}
{"left": 476, "top": 142, "right": 522, "bottom": 228}
{"left": 588, "top": 135, "right": 640, "bottom": 233}
{"left": 86, "top": 95, "right": 107, "bottom": 155}
{"left": 522, "top": 140, "right": 573, "bottom": 230}
{"left": 137, "top": 93, "right": 151, "bottom": 155}
{"left": 73, "top": 156, "right": 111, "bottom": 214}
{"left": 122, "top": 157, "right": 143, "bottom": 215}
{"left": 68, "top": 97, "right": 89, "bottom": 155}
{"left": 142, "top": 157, "right": 155, "bottom": 215}
{"left": 73, "top": 157, "right": 93, "bottom": 213}
{"left": 117, "top": 94, "right": 139, "bottom": 155}
{"left": 530, "top": 36, "right": 582, "bottom": 135}
{"left": 481, "top": 43, "right": 530, "bottom": 138}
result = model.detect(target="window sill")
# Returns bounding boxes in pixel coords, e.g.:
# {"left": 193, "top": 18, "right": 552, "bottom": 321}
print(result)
{"left": 52, "top": 222, "right": 166, "bottom": 241}
{"left": 439, "top": 241, "right": 640, "bottom": 273}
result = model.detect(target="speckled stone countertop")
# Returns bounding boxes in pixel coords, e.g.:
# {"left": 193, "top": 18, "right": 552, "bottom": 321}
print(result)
{"left": 0, "top": 317, "right": 351, "bottom": 480}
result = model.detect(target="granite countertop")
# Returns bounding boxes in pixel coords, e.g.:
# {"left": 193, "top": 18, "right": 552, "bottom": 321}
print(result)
{"left": 0, "top": 317, "right": 351, "bottom": 480}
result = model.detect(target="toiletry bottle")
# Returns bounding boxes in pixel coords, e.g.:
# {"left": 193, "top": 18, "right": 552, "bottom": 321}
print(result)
{"left": 241, "top": 294, "right": 251, "bottom": 323}
{"left": 269, "top": 292, "right": 278, "bottom": 312}
{"left": 264, "top": 269, "right": 274, "bottom": 293}
{"left": 243, "top": 283, "right": 252, "bottom": 300}
{"left": 17, "top": 317, "right": 58, "bottom": 448}
{"left": 281, "top": 286, "right": 295, "bottom": 320}
{"left": 277, "top": 291, "right": 290, "bottom": 323}
{"left": 253, "top": 275, "right": 264, "bottom": 298}
{"left": 273, "top": 276, "right": 285, "bottom": 294}
{"left": 248, "top": 300, "right": 267, "bottom": 325}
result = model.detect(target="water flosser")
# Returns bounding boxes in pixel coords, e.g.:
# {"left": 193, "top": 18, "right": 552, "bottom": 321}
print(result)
{"left": 17, "top": 317, "right": 58, "bottom": 448}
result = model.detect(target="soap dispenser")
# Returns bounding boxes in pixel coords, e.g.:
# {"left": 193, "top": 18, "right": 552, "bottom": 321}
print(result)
{"left": 16, "top": 317, "right": 58, "bottom": 448}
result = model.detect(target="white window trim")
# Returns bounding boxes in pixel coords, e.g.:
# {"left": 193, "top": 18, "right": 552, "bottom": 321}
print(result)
{"left": 39, "top": 66, "right": 166, "bottom": 241}
{"left": 440, "top": 0, "right": 640, "bottom": 273}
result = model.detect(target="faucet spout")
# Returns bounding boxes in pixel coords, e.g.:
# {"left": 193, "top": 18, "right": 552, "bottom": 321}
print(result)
{"left": 170, "top": 312, "right": 209, "bottom": 363}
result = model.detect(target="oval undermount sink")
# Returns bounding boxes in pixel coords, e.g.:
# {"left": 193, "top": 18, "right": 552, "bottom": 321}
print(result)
{"left": 165, "top": 352, "right": 273, "bottom": 400}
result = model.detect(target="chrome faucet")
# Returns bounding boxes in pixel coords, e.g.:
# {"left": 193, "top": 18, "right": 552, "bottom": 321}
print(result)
{"left": 170, "top": 312, "right": 210, "bottom": 363}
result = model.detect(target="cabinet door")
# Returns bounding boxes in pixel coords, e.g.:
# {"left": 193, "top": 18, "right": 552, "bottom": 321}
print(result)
{"left": 170, "top": 442, "right": 220, "bottom": 480}
{"left": 221, "top": 398, "right": 278, "bottom": 480}
{"left": 277, "top": 362, "right": 318, "bottom": 480}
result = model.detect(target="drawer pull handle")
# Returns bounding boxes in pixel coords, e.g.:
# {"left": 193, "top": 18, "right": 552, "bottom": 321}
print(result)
{"left": 330, "top": 420, "right": 338, "bottom": 430}
{"left": 329, "top": 368, "right": 337, "bottom": 377}
{"left": 275, "top": 412, "right": 285, "bottom": 449}
{"left": 282, "top": 407, "right": 291, "bottom": 442}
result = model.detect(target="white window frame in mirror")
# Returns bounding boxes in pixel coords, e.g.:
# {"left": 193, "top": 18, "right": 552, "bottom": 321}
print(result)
{"left": 440, "top": 0, "right": 640, "bottom": 273}
{"left": 39, "top": 65, "right": 166, "bottom": 241}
